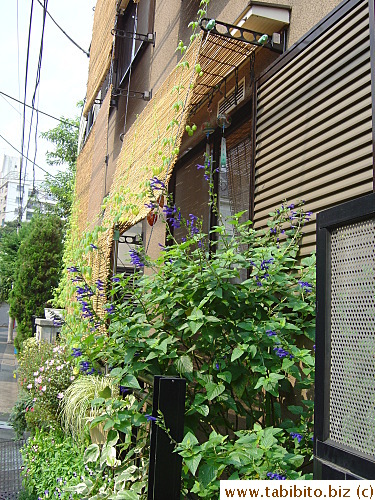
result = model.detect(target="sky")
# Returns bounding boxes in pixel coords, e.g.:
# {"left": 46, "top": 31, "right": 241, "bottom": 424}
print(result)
{"left": 0, "top": 0, "right": 96, "bottom": 182}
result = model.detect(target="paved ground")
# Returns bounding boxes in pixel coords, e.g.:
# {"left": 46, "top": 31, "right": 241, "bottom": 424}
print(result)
{"left": 0, "top": 327, "right": 24, "bottom": 499}
{"left": 0, "top": 327, "right": 18, "bottom": 420}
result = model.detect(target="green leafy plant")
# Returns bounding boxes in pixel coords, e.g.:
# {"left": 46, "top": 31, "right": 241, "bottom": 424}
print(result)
{"left": 15, "top": 338, "right": 75, "bottom": 432}
{"left": 21, "top": 426, "right": 85, "bottom": 499}
{"left": 8, "top": 390, "right": 34, "bottom": 439}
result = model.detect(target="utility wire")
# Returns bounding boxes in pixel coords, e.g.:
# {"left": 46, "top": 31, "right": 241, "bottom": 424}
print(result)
{"left": 19, "top": 0, "right": 35, "bottom": 227}
{"left": 0, "top": 133, "right": 58, "bottom": 180}
{"left": 25, "top": 0, "right": 48, "bottom": 195}
{"left": 0, "top": 91, "right": 79, "bottom": 128}
{"left": 36, "top": 0, "right": 90, "bottom": 57}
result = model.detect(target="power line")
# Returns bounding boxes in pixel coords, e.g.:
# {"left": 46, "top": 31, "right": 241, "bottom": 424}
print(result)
{"left": 0, "top": 90, "right": 79, "bottom": 128}
{"left": 36, "top": 0, "right": 90, "bottom": 57}
{"left": 19, "top": 0, "right": 35, "bottom": 226}
{"left": 0, "top": 91, "right": 79, "bottom": 128}
{"left": 0, "top": 133, "right": 58, "bottom": 180}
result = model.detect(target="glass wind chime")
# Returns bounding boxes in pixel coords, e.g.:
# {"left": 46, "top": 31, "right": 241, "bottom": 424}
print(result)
{"left": 217, "top": 112, "right": 231, "bottom": 169}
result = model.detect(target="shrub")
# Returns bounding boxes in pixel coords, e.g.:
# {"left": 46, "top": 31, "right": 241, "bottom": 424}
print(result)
{"left": 16, "top": 338, "right": 75, "bottom": 432}
{"left": 60, "top": 198, "right": 315, "bottom": 496}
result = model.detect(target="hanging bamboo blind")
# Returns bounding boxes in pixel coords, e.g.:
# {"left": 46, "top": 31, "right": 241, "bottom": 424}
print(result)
{"left": 87, "top": 87, "right": 112, "bottom": 225}
{"left": 74, "top": 30, "right": 260, "bottom": 314}
{"left": 83, "top": 0, "right": 117, "bottom": 117}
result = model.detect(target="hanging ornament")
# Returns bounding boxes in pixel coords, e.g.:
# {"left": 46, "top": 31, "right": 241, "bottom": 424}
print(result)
{"left": 201, "top": 121, "right": 215, "bottom": 137}
{"left": 217, "top": 113, "right": 231, "bottom": 167}
{"left": 147, "top": 211, "right": 157, "bottom": 226}
{"left": 146, "top": 195, "right": 164, "bottom": 226}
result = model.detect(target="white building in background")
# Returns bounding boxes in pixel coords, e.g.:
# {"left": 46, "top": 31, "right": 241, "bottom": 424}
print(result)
{"left": 0, "top": 154, "right": 55, "bottom": 226}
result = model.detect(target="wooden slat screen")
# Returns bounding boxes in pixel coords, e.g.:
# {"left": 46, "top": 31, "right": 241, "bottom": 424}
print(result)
{"left": 254, "top": 0, "right": 373, "bottom": 255}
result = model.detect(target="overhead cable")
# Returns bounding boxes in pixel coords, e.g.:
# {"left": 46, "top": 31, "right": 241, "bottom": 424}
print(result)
{"left": 36, "top": 0, "right": 90, "bottom": 57}
{"left": 0, "top": 133, "right": 58, "bottom": 180}
{"left": 19, "top": 0, "right": 35, "bottom": 225}
{"left": 0, "top": 91, "right": 80, "bottom": 128}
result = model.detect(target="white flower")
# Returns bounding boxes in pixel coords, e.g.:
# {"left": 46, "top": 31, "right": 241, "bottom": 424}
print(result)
{"left": 41, "top": 386, "right": 46, "bottom": 392}
{"left": 27, "top": 383, "right": 32, "bottom": 389}
{"left": 57, "top": 393, "right": 64, "bottom": 400}
{"left": 33, "top": 371, "right": 38, "bottom": 377}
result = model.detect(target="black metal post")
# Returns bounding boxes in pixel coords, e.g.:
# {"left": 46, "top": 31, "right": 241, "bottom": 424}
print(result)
{"left": 148, "top": 376, "right": 186, "bottom": 500}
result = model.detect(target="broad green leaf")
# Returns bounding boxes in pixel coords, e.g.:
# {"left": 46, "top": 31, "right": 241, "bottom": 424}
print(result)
{"left": 84, "top": 444, "right": 100, "bottom": 463}
{"left": 231, "top": 347, "right": 244, "bottom": 361}
{"left": 217, "top": 371, "right": 232, "bottom": 383}
{"left": 181, "top": 431, "right": 199, "bottom": 448}
{"left": 98, "top": 386, "right": 112, "bottom": 399}
{"left": 185, "top": 453, "right": 202, "bottom": 475}
{"left": 195, "top": 404, "right": 209, "bottom": 417}
{"left": 176, "top": 355, "right": 193, "bottom": 375}
{"left": 288, "top": 405, "right": 304, "bottom": 415}
{"left": 189, "top": 320, "right": 204, "bottom": 334}
{"left": 206, "top": 382, "right": 225, "bottom": 401}
{"left": 120, "top": 374, "right": 141, "bottom": 390}
{"left": 100, "top": 445, "right": 117, "bottom": 467}
{"left": 199, "top": 464, "right": 217, "bottom": 487}
{"left": 107, "top": 429, "right": 119, "bottom": 447}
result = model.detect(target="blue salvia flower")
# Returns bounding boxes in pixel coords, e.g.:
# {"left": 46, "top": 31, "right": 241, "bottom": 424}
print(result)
{"left": 145, "top": 201, "right": 157, "bottom": 210}
{"left": 89, "top": 243, "right": 98, "bottom": 249}
{"left": 260, "top": 258, "right": 274, "bottom": 271}
{"left": 273, "top": 347, "right": 294, "bottom": 359}
{"left": 67, "top": 266, "right": 79, "bottom": 273}
{"left": 298, "top": 281, "right": 313, "bottom": 292}
{"left": 266, "top": 330, "right": 277, "bottom": 337}
{"left": 197, "top": 164, "right": 205, "bottom": 170}
{"left": 290, "top": 432, "right": 303, "bottom": 443}
{"left": 106, "top": 304, "right": 115, "bottom": 315}
{"left": 150, "top": 177, "right": 165, "bottom": 191}
{"left": 111, "top": 276, "right": 120, "bottom": 282}
{"left": 146, "top": 414, "right": 157, "bottom": 422}
{"left": 95, "top": 279, "right": 104, "bottom": 291}
{"left": 129, "top": 249, "right": 144, "bottom": 268}
{"left": 267, "top": 472, "right": 286, "bottom": 480}
{"left": 71, "top": 348, "right": 83, "bottom": 358}
{"left": 163, "top": 205, "right": 176, "bottom": 218}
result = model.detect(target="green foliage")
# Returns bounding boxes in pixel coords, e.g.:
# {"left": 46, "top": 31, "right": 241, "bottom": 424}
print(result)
{"left": 8, "top": 390, "right": 34, "bottom": 439}
{"left": 20, "top": 426, "right": 86, "bottom": 499}
{"left": 62, "top": 195, "right": 315, "bottom": 496}
{"left": 8, "top": 212, "right": 64, "bottom": 351}
{"left": 15, "top": 338, "right": 75, "bottom": 432}
{"left": 0, "top": 221, "right": 30, "bottom": 302}
{"left": 41, "top": 113, "right": 79, "bottom": 219}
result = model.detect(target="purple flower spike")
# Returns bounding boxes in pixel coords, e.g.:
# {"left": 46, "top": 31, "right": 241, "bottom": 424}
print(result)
{"left": 146, "top": 414, "right": 157, "bottom": 422}
{"left": 150, "top": 177, "right": 165, "bottom": 191}
{"left": 129, "top": 249, "right": 144, "bottom": 268}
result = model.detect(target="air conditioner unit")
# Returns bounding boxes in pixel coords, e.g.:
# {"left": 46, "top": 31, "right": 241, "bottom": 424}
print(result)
{"left": 217, "top": 77, "right": 245, "bottom": 116}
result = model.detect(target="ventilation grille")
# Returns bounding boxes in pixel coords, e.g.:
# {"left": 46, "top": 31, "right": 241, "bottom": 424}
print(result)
{"left": 217, "top": 78, "right": 245, "bottom": 115}
{"left": 329, "top": 218, "right": 375, "bottom": 455}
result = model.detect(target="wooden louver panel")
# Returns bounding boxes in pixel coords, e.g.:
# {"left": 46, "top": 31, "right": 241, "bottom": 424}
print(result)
{"left": 254, "top": 0, "right": 373, "bottom": 256}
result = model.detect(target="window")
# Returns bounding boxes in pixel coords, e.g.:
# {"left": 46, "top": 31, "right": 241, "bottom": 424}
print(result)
{"left": 114, "top": 0, "right": 154, "bottom": 89}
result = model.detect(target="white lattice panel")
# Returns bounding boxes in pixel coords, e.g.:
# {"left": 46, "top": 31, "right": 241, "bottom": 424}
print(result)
{"left": 329, "top": 219, "right": 375, "bottom": 455}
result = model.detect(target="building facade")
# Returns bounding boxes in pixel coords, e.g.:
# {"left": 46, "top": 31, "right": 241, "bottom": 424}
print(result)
{"left": 0, "top": 154, "right": 56, "bottom": 225}
{"left": 74, "top": 0, "right": 374, "bottom": 279}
